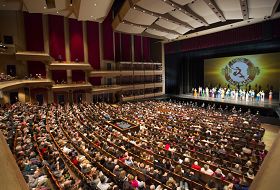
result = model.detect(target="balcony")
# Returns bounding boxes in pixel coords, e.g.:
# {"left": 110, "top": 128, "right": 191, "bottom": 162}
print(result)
{"left": 15, "top": 51, "right": 51, "bottom": 62}
{"left": 92, "top": 85, "right": 123, "bottom": 94}
{"left": 49, "top": 62, "right": 92, "bottom": 70}
{"left": 0, "top": 79, "right": 53, "bottom": 91}
{"left": 52, "top": 83, "right": 92, "bottom": 91}
{"left": 90, "top": 70, "right": 163, "bottom": 77}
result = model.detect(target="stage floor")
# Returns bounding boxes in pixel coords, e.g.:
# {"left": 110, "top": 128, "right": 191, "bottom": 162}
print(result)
{"left": 171, "top": 94, "right": 280, "bottom": 109}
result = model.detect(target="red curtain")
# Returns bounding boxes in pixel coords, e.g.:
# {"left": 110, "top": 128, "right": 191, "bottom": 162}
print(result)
{"left": 142, "top": 37, "right": 150, "bottom": 62}
{"left": 24, "top": 13, "right": 44, "bottom": 51}
{"left": 69, "top": 19, "right": 84, "bottom": 62}
{"left": 180, "top": 24, "right": 262, "bottom": 52}
{"left": 102, "top": 11, "right": 114, "bottom": 60}
{"left": 72, "top": 70, "right": 85, "bottom": 83}
{"left": 51, "top": 70, "right": 67, "bottom": 83}
{"left": 87, "top": 21, "right": 100, "bottom": 70}
{"left": 134, "top": 35, "right": 142, "bottom": 62}
{"left": 89, "top": 77, "right": 101, "bottom": 86}
{"left": 27, "top": 61, "right": 46, "bottom": 77}
{"left": 121, "top": 33, "right": 132, "bottom": 61}
{"left": 165, "top": 22, "right": 265, "bottom": 54}
{"left": 48, "top": 15, "right": 66, "bottom": 61}
{"left": 114, "top": 32, "right": 121, "bottom": 62}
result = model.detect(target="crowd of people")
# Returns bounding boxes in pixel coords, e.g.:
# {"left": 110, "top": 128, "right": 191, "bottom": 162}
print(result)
{"left": 192, "top": 87, "right": 273, "bottom": 101}
{"left": 0, "top": 73, "right": 16, "bottom": 82}
{"left": 0, "top": 100, "right": 267, "bottom": 190}
{"left": 0, "top": 73, "right": 45, "bottom": 82}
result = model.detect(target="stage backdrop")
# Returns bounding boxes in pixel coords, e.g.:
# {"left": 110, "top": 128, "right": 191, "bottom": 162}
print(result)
{"left": 204, "top": 52, "right": 280, "bottom": 90}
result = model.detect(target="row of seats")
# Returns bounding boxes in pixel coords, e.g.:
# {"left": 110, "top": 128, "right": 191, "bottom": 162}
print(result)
{"left": 0, "top": 100, "right": 266, "bottom": 190}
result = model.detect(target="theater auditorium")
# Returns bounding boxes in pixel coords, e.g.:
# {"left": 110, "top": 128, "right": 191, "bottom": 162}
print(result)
{"left": 0, "top": 0, "right": 280, "bottom": 190}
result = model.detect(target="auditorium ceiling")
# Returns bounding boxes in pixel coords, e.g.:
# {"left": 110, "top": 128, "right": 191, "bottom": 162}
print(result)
{"left": 0, "top": 0, "right": 279, "bottom": 40}
{"left": 0, "top": 0, "right": 114, "bottom": 22}
{"left": 113, "top": 0, "right": 280, "bottom": 40}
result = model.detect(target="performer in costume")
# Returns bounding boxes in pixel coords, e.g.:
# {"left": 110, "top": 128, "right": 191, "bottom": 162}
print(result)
{"left": 257, "top": 92, "right": 261, "bottom": 102}
{"left": 250, "top": 90, "right": 255, "bottom": 101}
{"left": 245, "top": 91, "right": 249, "bottom": 101}
{"left": 205, "top": 87, "right": 209, "bottom": 97}
{"left": 221, "top": 88, "right": 225, "bottom": 99}
{"left": 235, "top": 89, "right": 239, "bottom": 100}
{"left": 231, "top": 90, "right": 235, "bottom": 99}
{"left": 260, "top": 90, "right": 265, "bottom": 101}
{"left": 269, "top": 90, "right": 273, "bottom": 100}
{"left": 194, "top": 88, "right": 197, "bottom": 97}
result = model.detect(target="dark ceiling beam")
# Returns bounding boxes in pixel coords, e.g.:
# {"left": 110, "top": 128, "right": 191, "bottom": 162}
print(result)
{"left": 239, "top": 0, "right": 249, "bottom": 20}
{"left": 161, "top": 0, "right": 209, "bottom": 26}
{"left": 133, "top": 5, "right": 194, "bottom": 30}
{"left": 271, "top": 0, "right": 280, "bottom": 17}
{"left": 203, "top": 0, "right": 226, "bottom": 22}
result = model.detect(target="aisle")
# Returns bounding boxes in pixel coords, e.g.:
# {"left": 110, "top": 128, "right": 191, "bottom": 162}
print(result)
{"left": 0, "top": 132, "right": 28, "bottom": 190}
{"left": 262, "top": 123, "right": 280, "bottom": 150}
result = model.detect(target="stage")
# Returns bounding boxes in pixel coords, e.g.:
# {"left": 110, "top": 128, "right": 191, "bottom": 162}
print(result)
{"left": 166, "top": 94, "right": 280, "bottom": 122}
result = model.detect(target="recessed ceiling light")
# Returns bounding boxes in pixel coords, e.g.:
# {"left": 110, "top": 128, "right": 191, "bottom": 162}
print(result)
{"left": 94, "top": 3, "right": 97, "bottom": 6}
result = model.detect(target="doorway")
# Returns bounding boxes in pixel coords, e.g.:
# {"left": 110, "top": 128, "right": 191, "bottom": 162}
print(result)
{"left": 7, "top": 65, "right": 16, "bottom": 77}
{"left": 57, "top": 94, "right": 65, "bottom": 105}
{"left": 35, "top": 94, "right": 44, "bottom": 105}
{"left": 10, "top": 92, "right": 18, "bottom": 104}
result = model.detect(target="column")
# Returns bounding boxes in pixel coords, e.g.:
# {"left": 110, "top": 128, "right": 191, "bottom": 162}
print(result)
{"left": 67, "top": 70, "right": 72, "bottom": 83}
{"left": 47, "top": 87, "right": 54, "bottom": 104}
{"left": 161, "top": 42, "right": 165, "bottom": 94}
{"left": 42, "top": 14, "right": 49, "bottom": 54}
{"left": 82, "top": 21, "right": 88, "bottom": 63}
{"left": 64, "top": 17, "right": 70, "bottom": 62}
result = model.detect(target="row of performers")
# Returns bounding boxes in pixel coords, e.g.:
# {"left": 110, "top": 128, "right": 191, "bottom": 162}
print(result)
{"left": 192, "top": 87, "right": 273, "bottom": 101}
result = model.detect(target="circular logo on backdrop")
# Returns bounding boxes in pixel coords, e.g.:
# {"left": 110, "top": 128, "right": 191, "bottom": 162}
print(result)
{"left": 222, "top": 58, "right": 260, "bottom": 86}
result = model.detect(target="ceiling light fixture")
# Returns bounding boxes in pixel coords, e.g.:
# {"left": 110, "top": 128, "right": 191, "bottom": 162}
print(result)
{"left": 94, "top": 3, "right": 97, "bottom": 6}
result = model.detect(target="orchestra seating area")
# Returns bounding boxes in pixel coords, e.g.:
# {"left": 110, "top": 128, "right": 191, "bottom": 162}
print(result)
{"left": 0, "top": 100, "right": 268, "bottom": 190}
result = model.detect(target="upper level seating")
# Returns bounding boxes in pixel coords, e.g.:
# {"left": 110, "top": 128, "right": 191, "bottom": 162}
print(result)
{"left": 0, "top": 100, "right": 267, "bottom": 190}
{"left": 0, "top": 73, "right": 16, "bottom": 82}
